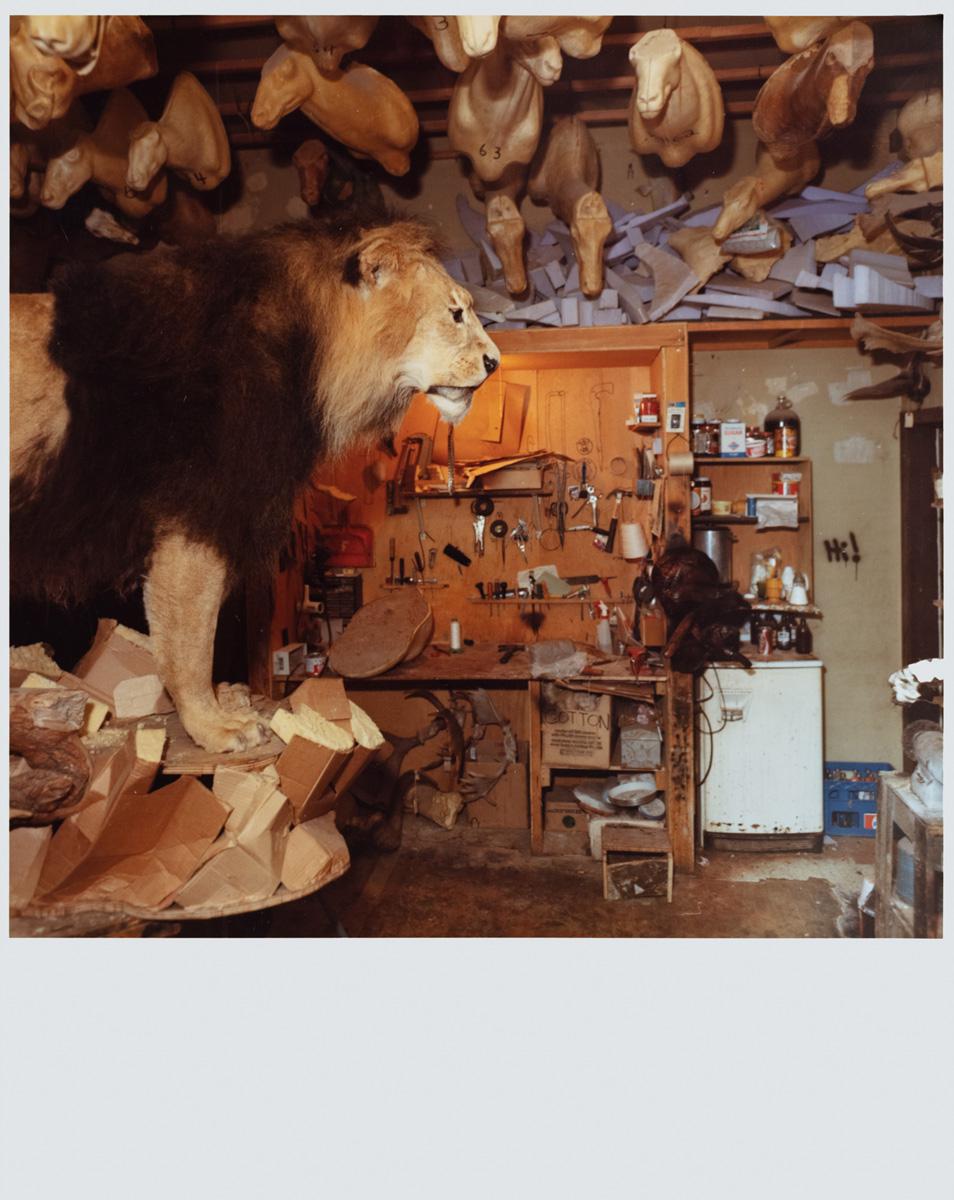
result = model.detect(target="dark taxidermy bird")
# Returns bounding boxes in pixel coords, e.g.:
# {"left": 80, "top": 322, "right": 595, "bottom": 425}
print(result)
{"left": 638, "top": 534, "right": 752, "bottom": 675}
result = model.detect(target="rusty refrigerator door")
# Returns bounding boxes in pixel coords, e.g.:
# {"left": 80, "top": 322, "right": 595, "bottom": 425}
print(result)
{"left": 699, "top": 659, "right": 824, "bottom": 851}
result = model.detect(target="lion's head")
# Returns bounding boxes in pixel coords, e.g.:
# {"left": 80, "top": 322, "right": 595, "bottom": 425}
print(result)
{"left": 303, "top": 217, "right": 499, "bottom": 453}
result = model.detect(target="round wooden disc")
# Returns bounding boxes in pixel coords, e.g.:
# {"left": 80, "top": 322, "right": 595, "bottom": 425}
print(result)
{"left": 329, "top": 589, "right": 433, "bottom": 678}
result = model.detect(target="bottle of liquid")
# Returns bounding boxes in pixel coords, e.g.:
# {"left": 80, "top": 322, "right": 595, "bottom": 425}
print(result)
{"left": 776, "top": 614, "right": 792, "bottom": 651}
{"left": 795, "top": 616, "right": 813, "bottom": 655}
{"left": 764, "top": 396, "right": 801, "bottom": 458}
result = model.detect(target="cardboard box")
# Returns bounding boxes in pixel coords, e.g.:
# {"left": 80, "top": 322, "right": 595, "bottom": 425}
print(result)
{"left": 719, "top": 420, "right": 747, "bottom": 458}
{"left": 541, "top": 693, "right": 613, "bottom": 769}
{"left": 213, "top": 763, "right": 283, "bottom": 835}
{"left": 10, "top": 826, "right": 52, "bottom": 910}
{"left": 276, "top": 736, "right": 346, "bottom": 822}
{"left": 464, "top": 761, "right": 529, "bottom": 829}
{"left": 280, "top": 814, "right": 350, "bottom": 892}
{"left": 172, "top": 839, "right": 280, "bottom": 909}
{"left": 72, "top": 619, "right": 174, "bottom": 718}
{"left": 38, "top": 776, "right": 229, "bottom": 910}
{"left": 544, "top": 796, "right": 588, "bottom": 833}
{"left": 272, "top": 642, "right": 306, "bottom": 676}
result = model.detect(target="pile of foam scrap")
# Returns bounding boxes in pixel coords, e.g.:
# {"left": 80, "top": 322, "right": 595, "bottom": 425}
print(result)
{"left": 9, "top": 639, "right": 370, "bottom": 926}
{"left": 451, "top": 168, "right": 941, "bottom": 328}
{"left": 269, "top": 676, "right": 388, "bottom": 824}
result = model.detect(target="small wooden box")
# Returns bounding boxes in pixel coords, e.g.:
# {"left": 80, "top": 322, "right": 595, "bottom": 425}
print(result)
{"left": 602, "top": 825, "right": 673, "bottom": 902}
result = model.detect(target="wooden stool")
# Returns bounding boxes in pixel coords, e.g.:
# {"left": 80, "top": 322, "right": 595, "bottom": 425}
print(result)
{"left": 875, "top": 772, "right": 943, "bottom": 938}
{"left": 602, "top": 824, "right": 673, "bottom": 902}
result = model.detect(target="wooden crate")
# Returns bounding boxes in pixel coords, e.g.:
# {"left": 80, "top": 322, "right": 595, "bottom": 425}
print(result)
{"left": 602, "top": 825, "right": 673, "bottom": 902}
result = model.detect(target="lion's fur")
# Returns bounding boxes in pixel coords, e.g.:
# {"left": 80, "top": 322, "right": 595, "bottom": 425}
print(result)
{"left": 10, "top": 212, "right": 496, "bottom": 608}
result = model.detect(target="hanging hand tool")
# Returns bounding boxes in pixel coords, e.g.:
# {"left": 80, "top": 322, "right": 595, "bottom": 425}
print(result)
{"left": 388, "top": 537, "right": 396, "bottom": 585}
{"left": 415, "top": 497, "right": 435, "bottom": 549}
{"left": 489, "top": 517, "right": 508, "bottom": 565}
{"left": 473, "top": 514, "right": 486, "bottom": 557}
{"left": 471, "top": 495, "right": 494, "bottom": 517}
{"left": 603, "top": 491, "right": 622, "bottom": 554}
{"left": 498, "top": 644, "right": 523, "bottom": 664}
{"left": 511, "top": 518, "right": 529, "bottom": 561}
{"left": 532, "top": 494, "right": 544, "bottom": 541}
{"left": 442, "top": 543, "right": 471, "bottom": 575}
{"left": 413, "top": 551, "right": 425, "bottom": 579}
{"left": 446, "top": 426, "right": 456, "bottom": 494}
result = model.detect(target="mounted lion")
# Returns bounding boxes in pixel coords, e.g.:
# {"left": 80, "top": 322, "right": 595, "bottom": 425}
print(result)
{"left": 11, "top": 214, "right": 499, "bottom": 752}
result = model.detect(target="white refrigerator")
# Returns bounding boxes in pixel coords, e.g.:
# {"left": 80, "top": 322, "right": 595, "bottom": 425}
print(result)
{"left": 699, "top": 659, "right": 824, "bottom": 850}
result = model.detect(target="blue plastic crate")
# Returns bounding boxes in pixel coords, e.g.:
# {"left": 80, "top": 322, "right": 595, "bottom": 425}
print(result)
{"left": 823, "top": 761, "right": 893, "bottom": 837}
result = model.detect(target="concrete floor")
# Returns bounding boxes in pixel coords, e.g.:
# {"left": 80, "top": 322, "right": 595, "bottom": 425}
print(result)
{"left": 183, "top": 821, "right": 876, "bottom": 938}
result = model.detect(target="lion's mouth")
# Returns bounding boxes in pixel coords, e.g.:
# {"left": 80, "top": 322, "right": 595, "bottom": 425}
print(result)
{"left": 428, "top": 386, "right": 474, "bottom": 403}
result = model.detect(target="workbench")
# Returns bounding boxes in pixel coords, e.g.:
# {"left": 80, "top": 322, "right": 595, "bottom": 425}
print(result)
{"left": 344, "top": 642, "right": 679, "bottom": 860}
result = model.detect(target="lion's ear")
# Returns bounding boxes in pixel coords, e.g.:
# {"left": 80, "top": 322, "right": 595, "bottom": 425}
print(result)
{"left": 343, "top": 233, "right": 407, "bottom": 289}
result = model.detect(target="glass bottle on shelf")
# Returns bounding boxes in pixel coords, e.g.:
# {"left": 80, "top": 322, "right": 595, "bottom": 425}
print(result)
{"left": 795, "top": 616, "right": 813, "bottom": 655}
{"left": 764, "top": 396, "right": 801, "bottom": 458}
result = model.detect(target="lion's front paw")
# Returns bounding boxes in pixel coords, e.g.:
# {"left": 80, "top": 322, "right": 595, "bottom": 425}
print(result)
{"left": 181, "top": 705, "right": 270, "bottom": 754}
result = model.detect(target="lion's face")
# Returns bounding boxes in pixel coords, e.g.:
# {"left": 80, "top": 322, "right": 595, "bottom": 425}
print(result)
{"left": 398, "top": 265, "right": 499, "bottom": 423}
{"left": 341, "top": 225, "right": 499, "bottom": 426}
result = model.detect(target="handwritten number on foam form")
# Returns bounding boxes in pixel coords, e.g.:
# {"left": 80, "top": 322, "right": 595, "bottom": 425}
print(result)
{"left": 479, "top": 144, "right": 502, "bottom": 160}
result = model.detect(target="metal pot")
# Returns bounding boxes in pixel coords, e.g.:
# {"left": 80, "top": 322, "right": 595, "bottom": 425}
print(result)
{"left": 693, "top": 526, "right": 736, "bottom": 583}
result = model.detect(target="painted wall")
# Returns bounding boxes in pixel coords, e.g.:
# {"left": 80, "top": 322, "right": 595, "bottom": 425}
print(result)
{"left": 692, "top": 348, "right": 912, "bottom": 764}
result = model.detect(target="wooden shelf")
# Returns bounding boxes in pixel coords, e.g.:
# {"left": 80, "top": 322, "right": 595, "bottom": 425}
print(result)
{"left": 692, "top": 515, "right": 809, "bottom": 526}
{"left": 694, "top": 456, "right": 808, "bottom": 465}
{"left": 413, "top": 488, "right": 552, "bottom": 500}
{"left": 467, "top": 597, "right": 636, "bottom": 605}
{"left": 749, "top": 602, "right": 823, "bottom": 619}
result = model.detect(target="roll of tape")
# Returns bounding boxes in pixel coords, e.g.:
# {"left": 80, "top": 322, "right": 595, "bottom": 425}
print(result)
{"left": 668, "top": 450, "right": 695, "bottom": 476}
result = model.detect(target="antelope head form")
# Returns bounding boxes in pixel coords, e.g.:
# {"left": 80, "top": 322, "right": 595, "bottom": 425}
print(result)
{"left": 822, "top": 21, "right": 874, "bottom": 129}
{"left": 512, "top": 35, "right": 563, "bottom": 87}
{"left": 571, "top": 192, "right": 613, "bottom": 298}
{"left": 630, "top": 29, "right": 683, "bottom": 120}
{"left": 40, "top": 143, "right": 90, "bottom": 208}
{"left": 126, "top": 123, "right": 167, "bottom": 192}
{"left": 292, "top": 139, "right": 330, "bottom": 206}
{"left": 251, "top": 46, "right": 308, "bottom": 130}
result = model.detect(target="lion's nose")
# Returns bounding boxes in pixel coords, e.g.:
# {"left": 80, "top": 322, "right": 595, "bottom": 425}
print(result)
{"left": 483, "top": 354, "right": 499, "bottom": 377}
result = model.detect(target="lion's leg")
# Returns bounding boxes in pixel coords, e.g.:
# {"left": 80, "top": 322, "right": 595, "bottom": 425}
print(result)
{"left": 143, "top": 531, "right": 268, "bottom": 753}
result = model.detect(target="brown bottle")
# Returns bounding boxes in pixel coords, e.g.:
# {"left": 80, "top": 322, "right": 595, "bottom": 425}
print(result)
{"left": 795, "top": 616, "right": 813, "bottom": 655}
{"left": 765, "top": 396, "right": 800, "bottom": 458}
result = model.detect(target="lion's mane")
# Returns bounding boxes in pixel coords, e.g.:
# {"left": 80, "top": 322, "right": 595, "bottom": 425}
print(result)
{"left": 11, "top": 213, "right": 442, "bottom": 604}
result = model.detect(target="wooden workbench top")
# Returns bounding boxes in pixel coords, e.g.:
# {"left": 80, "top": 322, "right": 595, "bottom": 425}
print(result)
{"left": 335, "top": 643, "right": 663, "bottom": 684}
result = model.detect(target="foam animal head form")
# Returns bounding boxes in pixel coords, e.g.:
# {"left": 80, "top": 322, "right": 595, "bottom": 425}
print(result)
{"left": 10, "top": 18, "right": 74, "bottom": 130}
{"left": 252, "top": 45, "right": 310, "bottom": 129}
{"left": 126, "top": 71, "right": 231, "bottom": 192}
{"left": 338, "top": 222, "right": 500, "bottom": 429}
{"left": 24, "top": 15, "right": 105, "bottom": 74}
{"left": 126, "top": 124, "right": 167, "bottom": 192}
{"left": 765, "top": 16, "right": 851, "bottom": 55}
{"left": 293, "top": 139, "right": 330, "bottom": 206}
{"left": 407, "top": 16, "right": 471, "bottom": 73}
{"left": 897, "top": 88, "right": 943, "bottom": 159}
{"left": 457, "top": 16, "right": 501, "bottom": 59}
{"left": 512, "top": 35, "right": 563, "bottom": 87}
{"left": 822, "top": 22, "right": 874, "bottom": 129}
{"left": 629, "top": 28, "right": 684, "bottom": 119}
{"left": 501, "top": 16, "right": 613, "bottom": 60}
{"left": 40, "top": 142, "right": 90, "bottom": 208}
{"left": 275, "top": 15, "right": 379, "bottom": 73}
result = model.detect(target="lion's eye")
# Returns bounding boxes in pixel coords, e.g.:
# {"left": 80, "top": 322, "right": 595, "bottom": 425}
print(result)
{"left": 451, "top": 308, "right": 464, "bottom": 324}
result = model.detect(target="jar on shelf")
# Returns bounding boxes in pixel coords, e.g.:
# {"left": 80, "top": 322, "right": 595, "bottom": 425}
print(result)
{"left": 691, "top": 475, "right": 712, "bottom": 514}
{"left": 764, "top": 396, "right": 801, "bottom": 458}
{"left": 704, "top": 420, "right": 721, "bottom": 456}
{"left": 745, "top": 427, "right": 769, "bottom": 458}
{"left": 691, "top": 419, "right": 709, "bottom": 455}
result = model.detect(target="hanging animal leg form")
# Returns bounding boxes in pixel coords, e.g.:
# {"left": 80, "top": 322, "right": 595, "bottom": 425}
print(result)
{"left": 144, "top": 531, "right": 269, "bottom": 752}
